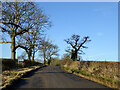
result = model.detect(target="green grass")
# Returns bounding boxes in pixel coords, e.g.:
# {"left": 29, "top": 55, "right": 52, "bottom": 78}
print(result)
{"left": 71, "top": 68, "right": 91, "bottom": 76}
{"left": 64, "top": 67, "right": 69, "bottom": 70}
{"left": 74, "top": 69, "right": 80, "bottom": 73}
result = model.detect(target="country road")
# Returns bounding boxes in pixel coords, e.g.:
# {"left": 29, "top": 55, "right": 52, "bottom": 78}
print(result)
{"left": 12, "top": 65, "right": 112, "bottom": 89}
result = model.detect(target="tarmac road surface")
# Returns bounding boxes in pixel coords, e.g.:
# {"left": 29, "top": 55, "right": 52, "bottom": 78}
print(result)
{"left": 13, "top": 65, "right": 112, "bottom": 89}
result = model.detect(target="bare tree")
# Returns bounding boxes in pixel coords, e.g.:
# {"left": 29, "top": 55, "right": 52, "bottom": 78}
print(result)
{"left": 39, "top": 37, "right": 50, "bottom": 64}
{"left": 39, "top": 38, "right": 59, "bottom": 64}
{"left": 16, "top": 31, "right": 43, "bottom": 61}
{"left": 0, "top": 2, "right": 51, "bottom": 60}
{"left": 0, "top": 2, "right": 37, "bottom": 60}
{"left": 46, "top": 44, "right": 59, "bottom": 65}
{"left": 64, "top": 34, "right": 91, "bottom": 61}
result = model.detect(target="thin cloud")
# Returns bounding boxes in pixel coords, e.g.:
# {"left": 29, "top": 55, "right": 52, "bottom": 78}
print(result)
{"left": 96, "top": 32, "right": 104, "bottom": 36}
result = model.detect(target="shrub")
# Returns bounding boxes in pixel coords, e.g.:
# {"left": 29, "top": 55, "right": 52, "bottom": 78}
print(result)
{"left": 67, "top": 60, "right": 73, "bottom": 66}
{"left": 50, "top": 58, "right": 60, "bottom": 66}
{"left": 2, "top": 59, "right": 21, "bottom": 71}
{"left": 2, "top": 59, "right": 41, "bottom": 71}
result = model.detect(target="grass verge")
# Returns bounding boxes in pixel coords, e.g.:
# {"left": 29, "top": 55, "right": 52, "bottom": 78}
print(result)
{"left": 1, "top": 65, "right": 44, "bottom": 90}
{"left": 63, "top": 66, "right": 120, "bottom": 89}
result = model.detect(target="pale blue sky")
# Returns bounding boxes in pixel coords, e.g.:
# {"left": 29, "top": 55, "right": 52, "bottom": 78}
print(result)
{"left": 1, "top": 2, "right": 118, "bottom": 62}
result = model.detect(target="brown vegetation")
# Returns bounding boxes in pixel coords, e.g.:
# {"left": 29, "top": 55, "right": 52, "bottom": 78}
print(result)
{"left": 1, "top": 59, "right": 42, "bottom": 71}
{"left": 61, "top": 60, "right": 120, "bottom": 89}
{"left": 2, "top": 66, "right": 41, "bottom": 89}
{"left": 1, "top": 58, "right": 43, "bottom": 89}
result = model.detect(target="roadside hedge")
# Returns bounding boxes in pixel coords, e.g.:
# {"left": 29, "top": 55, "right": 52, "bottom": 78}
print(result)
{"left": 2, "top": 59, "right": 41, "bottom": 71}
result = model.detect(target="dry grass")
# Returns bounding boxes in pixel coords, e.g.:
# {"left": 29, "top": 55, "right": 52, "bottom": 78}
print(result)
{"left": 1, "top": 66, "right": 40, "bottom": 89}
{"left": 1, "top": 58, "right": 43, "bottom": 89}
{"left": 63, "top": 66, "right": 119, "bottom": 89}
{"left": 62, "top": 60, "right": 120, "bottom": 89}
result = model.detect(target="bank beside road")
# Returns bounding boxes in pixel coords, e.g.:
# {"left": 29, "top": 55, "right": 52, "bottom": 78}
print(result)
{"left": 61, "top": 61, "right": 120, "bottom": 89}
{"left": 1, "top": 59, "right": 43, "bottom": 90}
{"left": 2, "top": 66, "right": 43, "bottom": 90}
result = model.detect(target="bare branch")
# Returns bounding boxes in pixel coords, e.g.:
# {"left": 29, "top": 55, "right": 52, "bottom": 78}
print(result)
{"left": 64, "top": 39, "right": 75, "bottom": 49}
{"left": 77, "top": 36, "right": 90, "bottom": 51}
{"left": 15, "top": 45, "right": 28, "bottom": 52}
{"left": 16, "top": 27, "right": 32, "bottom": 36}
{"left": 0, "top": 42, "right": 12, "bottom": 43}
{"left": 0, "top": 26, "right": 11, "bottom": 34}
{"left": 2, "top": 22, "right": 20, "bottom": 28}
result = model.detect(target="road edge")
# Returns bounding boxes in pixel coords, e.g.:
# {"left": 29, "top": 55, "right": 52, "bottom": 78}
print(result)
{"left": 2, "top": 65, "right": 46, "bottom": 90}
{"left": 61, "top": 66, "right": 118, "bottom": 90}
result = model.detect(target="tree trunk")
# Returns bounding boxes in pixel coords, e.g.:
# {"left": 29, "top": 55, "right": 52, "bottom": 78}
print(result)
{"left": 43, "top": 49, "right": 46, "bottom": 64}
{"left": 11, "top": 36, "right": 16, "bottom": 60}
{"left": 32, "top": 48, "right": 35, "bottom": 61}
{"left": 75, "top": 50, "right": 77, "bottom": 61}
{"left": 27, "top": 51, "right": 31, "bottom": 61}
{"left": 47, "top": 56, "right": 48, "bottom": 64}
{"left": 48, "top": 57, "right": 51, "bottom": 65}
{"left": 71, "top": 49, "right": 77, "bottom": 61}
{"left": 28, "top": 53, "right": 31, "bottom": 61}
